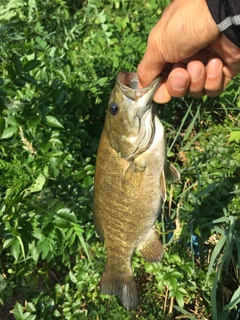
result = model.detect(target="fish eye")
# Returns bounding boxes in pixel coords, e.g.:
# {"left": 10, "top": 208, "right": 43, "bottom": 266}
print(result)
{"left": 109, "top": 102, "right": 118, "bottom": 115}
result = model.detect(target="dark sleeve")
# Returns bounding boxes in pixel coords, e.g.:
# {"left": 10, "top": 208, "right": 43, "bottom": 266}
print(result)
{"left": 206, "top": 0, "right": 240, "bottom": 47}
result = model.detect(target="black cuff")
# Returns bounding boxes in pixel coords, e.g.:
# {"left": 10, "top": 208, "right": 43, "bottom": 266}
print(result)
{"left": 206, "top": 0, "right": 240, "bottom": 47}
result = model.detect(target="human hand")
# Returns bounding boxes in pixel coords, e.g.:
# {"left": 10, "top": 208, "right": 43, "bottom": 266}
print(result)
{"left": 137, "top": 0, "right": 240, "bottom": 103}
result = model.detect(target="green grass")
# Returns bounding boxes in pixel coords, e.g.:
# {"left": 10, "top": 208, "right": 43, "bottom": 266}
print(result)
{"left": 0, "top": 0, "right": 239, "bottom": 319}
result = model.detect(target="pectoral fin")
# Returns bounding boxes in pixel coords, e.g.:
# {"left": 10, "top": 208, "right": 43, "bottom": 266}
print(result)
{"left": 137, "top": 228, "right": 164, "bottom": 262}
{"left": 160, "top": 169, "right": 167, "bottom": 201}
{"left": 165, "top": 161, "right": 180, "bottom": 181}
{"left": 122, "top": 160, "right": 146, "bottom": 189}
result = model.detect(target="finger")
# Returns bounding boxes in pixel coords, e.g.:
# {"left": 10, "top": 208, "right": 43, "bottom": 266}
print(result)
{"left": 138, "top": 24, "right": 167, "bottom": 88}
{"left": 153, "top": 82, "right": 172, "bottom": 103}
{"left": 187, "top": 61, "right": 206, "bottom": 98}
{"left": 138, "top": 50, "right": 165, "bottom": 88}
{"left": 205, "top": 58, "right": 223, "bottom": 97}
{"left": 166, "top": 66, "right": 191, "bottom": 98}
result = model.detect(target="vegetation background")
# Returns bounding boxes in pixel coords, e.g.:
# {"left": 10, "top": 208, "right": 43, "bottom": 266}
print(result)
{"left": 0, "top": 0, "right": 239, "bottom": 319}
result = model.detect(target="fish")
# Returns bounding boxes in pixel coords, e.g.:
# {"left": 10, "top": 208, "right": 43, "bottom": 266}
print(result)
{"left": 93, "top": 71, "right": 180, "bottom": 310}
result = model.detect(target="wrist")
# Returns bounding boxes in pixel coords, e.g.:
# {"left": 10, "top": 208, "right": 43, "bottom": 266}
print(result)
{"left": 206, "top": 0, "right": 240, "bottom": 47}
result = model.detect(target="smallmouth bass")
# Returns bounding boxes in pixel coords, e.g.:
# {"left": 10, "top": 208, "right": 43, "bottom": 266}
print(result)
{"left": 93, "top": 72, "right": 180, "bottom": 310}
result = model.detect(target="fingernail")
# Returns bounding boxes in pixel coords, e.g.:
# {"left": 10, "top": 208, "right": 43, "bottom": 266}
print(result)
{"left": 207, "top": 59, "right": 221, "bottom": 77}
{"left": 169, "top": 75, "right": 189, "bottom": 90}
{"left": 188, "top": 65, "right": 202, "bottom": 82}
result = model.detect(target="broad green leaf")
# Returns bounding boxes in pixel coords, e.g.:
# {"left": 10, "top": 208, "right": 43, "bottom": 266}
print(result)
{"left": 69, "top": 270, "right": 77, "bottom": 284}
{"left": 55, "top": 283, "right": 63, "bottom": 296}
{"left": 56, "top": 208, "right": 77, "bottom": 223}
{"left": 228, "top": 130, "right": 240, "bottom": 142}
{"left": 96, "top": 77, "right": 108, "bottom": 85}
{"left": 0, "top": 9, "right": 16, "bottom": 20}
{"left": 21, "top": 74, "right": 37, "bottom": 85}
{"left": 54, "top": 217, "right": 71, "bottom": 228}
{"left": 11, "top": 240, "right": 20, "bottom": 261}
{"left": 49, "top": 157, "right": 60, "bottom": 178}
{"left": 55, "top": 227, "right": 65, "bottom": 246}
{"left": 70, "top": 232, "right": 76, "bottom": 245}
{"left": 35, "top": 36, "right": 47, "bottom": 49}
{"left": 1, "top": 125, "right": 17, "bottom": 139}
{"left": 82, "top": 175, "right": 93, "bottom": 188}
{"left": 36, "top": 238, "right": 49, "bottom": 253}
{"left": 12, "top": 53, "right": 22, "bottom": 76}
{"left": 0, "top": 116, "right": 5, "bottom": 137}
{"left": 22, "top": 174, "right": 46, "bottom": 197}
{"left": 45, "top": 115, "right": 64, "bottom": 128}
{"left": 24, "top": 314, "right": 36, "bottom": 320}
{"left": 28, "top": 116, "right": 41, "bottom": 127}
{"left": 170, "top": 271, "right": 184, "bottom": 279}
{"left": 41, "top": 245, "right": 50, "bottom": 259}
{"left": 53, "top": 310, "right": 61, "bottom": 317}
{"left": 30, "top": 245, "right": 39, "bottom": 262}
{"left": 168, "top": 253, "right": 182, "bottom": 264}
{"left": 175, "top": 291, "right": 185, "bottom": 308}
{"left": 3, "top": 237, "right": 14, "bottom": 249}
{"left": 0, "top": 275, "right": 7, "bottom": 293}
{"left": 13, "top": 302, "right": 24, "bottom": 320}
{"left": 166, "top": 276, "right": 177, "bottom": 290}
{"left": 23, "top": 59, "right": 40, "bottom": 72}
{"left": 0, "top": 96, "right": 6, "bottom": 114}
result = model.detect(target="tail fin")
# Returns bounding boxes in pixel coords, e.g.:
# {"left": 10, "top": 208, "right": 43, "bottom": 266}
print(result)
{"left": 100, "top": 270, "right": 139, "bottom": 310}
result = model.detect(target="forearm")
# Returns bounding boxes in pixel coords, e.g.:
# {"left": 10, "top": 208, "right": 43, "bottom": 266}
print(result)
{"left": 206, "top": 0, "right": 240, "bottom": 47}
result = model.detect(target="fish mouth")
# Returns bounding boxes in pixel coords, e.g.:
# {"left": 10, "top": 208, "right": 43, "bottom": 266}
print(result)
{"left": 117, "top": 72, "right": 161, "bottom": 101}
{"left": 115, "top": 72, "right": 162, "bottom": 161}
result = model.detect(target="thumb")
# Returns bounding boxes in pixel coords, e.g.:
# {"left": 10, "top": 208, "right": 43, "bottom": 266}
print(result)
{"left": 137, "top": 48, "right": 165, "bottom": 88}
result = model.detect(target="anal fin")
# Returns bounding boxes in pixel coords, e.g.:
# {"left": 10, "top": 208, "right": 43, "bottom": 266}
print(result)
{"left": 137, "top": 228, "right": 164, "bottom": 262}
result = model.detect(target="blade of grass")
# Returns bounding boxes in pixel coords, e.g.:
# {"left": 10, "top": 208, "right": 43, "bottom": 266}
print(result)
{"left": 222, "top": 216, "right": 235, "bottom": 273}
{"left": 17, "top": 235, "right": 26, "bottom": 262}
{"left": 211, "top": 268, "right": 220, "bottom": 320}
{"left": 181, "top": 131, "right": 202, "bottom": 151}
{"left": 73, "top": 224, "right": 93, "bottom": 266}
{"left": 168, "top": 100, "right": 194, "bottom": 154}
{"left": 212, "top": 226, "right": 240, "bottom": 243}
{"left": 173, "top": 305, "right": 197, "bottom": 320}
{"left": 223, "top": 287, "right": 240, "bottom": 310}
{"left": 204, "top": 234, "right": 227, "bottom": 286}
{"left": 183, "top": 105, "right": 201, "bottom": 142}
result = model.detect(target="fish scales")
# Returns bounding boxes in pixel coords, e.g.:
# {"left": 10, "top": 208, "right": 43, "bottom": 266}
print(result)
{"left": 93, "top": 72, "right": 180, "bottom": 310}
